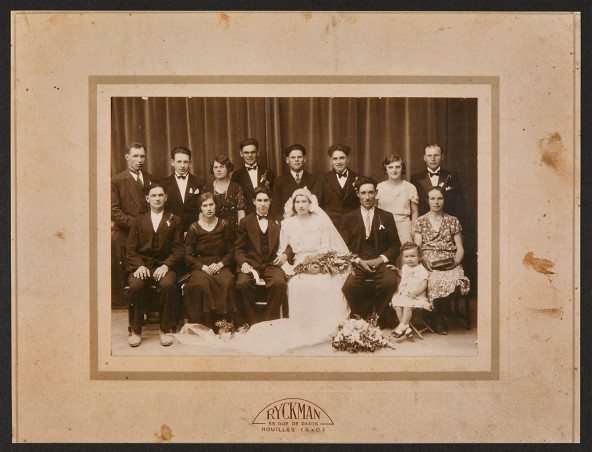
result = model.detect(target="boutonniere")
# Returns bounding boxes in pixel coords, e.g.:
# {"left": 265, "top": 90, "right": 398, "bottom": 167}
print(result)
{"left": 259, "top": 171, "right": 270, "bottom": 189}
{"left": 378, "top": 215, "right": 386, "bottom": 230}
{"left": 351, "top": 176, "right": 360, "bottom": 189}
{"left": 165, "top": 214, "right": 173, "bottom": 227}
{"left": 438, "top": 174, "right": 453, "bottom": 191}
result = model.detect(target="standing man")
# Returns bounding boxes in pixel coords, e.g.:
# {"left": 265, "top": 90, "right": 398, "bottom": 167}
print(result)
{"left": 159, "top": 146, "right": 206, "bottom": 231}
{"left": 235, "top": 187, "right": 289, "bottom": 324}
{"left": 340, "top": 177, "right": 401, "bottom": 327}
{"left": 320, "top": 144, "right": 362, "bottom": 226}
{"left": 272, "top": 144, "right": 322, "bottom": 216}
{"left": 126, "top": 183, "right": 184, "bottom": 347}
{"left": 410, "top": 143, "right": 465, "bottom": 226}
{"left": 111, "top": 143, "right": 154, "bottom": 305}
{"left": 231, "top": 138, "right": 275, "bottom": 215}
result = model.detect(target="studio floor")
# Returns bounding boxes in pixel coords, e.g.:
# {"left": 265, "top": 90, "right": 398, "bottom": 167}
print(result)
{"left": 111, "top": 298, "right": 478, "bottom": 357}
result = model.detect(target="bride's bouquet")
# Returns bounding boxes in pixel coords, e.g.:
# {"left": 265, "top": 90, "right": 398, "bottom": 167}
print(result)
{"left": 292, "top": 249, "right": 355, "bottom": 277}
{"left": 332, "top": 313, "right": 395, "bottom": 353}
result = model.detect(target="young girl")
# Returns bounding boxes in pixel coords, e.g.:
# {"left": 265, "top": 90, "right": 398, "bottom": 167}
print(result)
{"left": 391, "top": 241, "right": 431, "bottom": 338}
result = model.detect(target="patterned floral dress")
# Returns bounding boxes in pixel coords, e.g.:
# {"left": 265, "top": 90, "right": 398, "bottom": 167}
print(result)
{"left": 413, "top": 213, "right": 470, "bottom": 302}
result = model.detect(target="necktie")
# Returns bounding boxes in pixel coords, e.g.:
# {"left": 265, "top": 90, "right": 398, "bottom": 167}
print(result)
{"left": 136, "top": 173, "right": 144, "bottom": 189}
{"left": 337, "top": 171, "right": 347, "bottom": 179}
{"left": 176, "top": 174, "right": 187, "bottom": 180}
{"left": 247, "top": 165, "right": 258, "bottom": 171}
{"left": 294, "top": 173, "right": 301, "bottom": 184}
{"left": 365, "top": 210, "right": 371, "bottom": 238}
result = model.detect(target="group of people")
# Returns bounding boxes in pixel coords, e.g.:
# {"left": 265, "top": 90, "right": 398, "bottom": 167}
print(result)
{"left": 112, "top": 137, "right": 470, "bottom": 351}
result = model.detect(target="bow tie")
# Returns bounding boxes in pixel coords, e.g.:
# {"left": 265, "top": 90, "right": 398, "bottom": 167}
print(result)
{"left": 176, "top": 174, "right": 187, "bottom": 180}
{"left": 257, "top": 214, "right": 268, "bottom": 220}
{"left": 246, "top": 165, "right": 258, "bottom": 171}
{"left": 337, "top": 171, "right": 348, "bottom": 179}
{"left": 428, "top": 171, "right": 440, "bottom": 178}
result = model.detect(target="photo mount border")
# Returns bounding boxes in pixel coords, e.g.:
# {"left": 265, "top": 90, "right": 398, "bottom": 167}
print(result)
{"left": 89, "top": 75, "right": 500, "bottom": 381}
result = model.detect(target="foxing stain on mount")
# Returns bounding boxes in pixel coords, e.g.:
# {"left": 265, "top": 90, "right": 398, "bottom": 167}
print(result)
{"left": 523, "top": 251, "right": 555, "bottom": 275}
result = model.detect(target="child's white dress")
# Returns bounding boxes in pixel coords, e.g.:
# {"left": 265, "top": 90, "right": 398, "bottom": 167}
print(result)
{"left": 391, "top": 264, "right": 432, "bottom": 310}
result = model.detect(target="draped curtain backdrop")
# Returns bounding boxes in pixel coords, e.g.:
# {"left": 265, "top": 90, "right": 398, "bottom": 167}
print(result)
{"left": 112, "top": 97, "right": 477, "bottom": 291}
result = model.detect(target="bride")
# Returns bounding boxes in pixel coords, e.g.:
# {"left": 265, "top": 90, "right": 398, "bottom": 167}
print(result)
{"left": 175, "top": 187, "right": 352, "bottom": 354}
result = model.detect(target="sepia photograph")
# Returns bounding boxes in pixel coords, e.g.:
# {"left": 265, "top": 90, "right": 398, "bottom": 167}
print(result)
{"left": 108, "top": 95, "right": 479, "bottom": 358}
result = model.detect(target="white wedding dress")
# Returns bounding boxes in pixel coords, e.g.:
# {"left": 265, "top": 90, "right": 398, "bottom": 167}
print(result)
{"left": 174, "top": 204, "right": 351, "bottom": 355}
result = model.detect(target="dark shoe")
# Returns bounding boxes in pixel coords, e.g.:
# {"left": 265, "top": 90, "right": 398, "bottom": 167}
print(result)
{"left": 391, "top": 327, "right": 404, "bottom": 338}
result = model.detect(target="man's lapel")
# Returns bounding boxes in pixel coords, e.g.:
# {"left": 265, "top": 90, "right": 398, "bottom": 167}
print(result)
{"left": 246, "top": 215, "right": 262, "bottom": 254}
{"left": 184, "top": 174, "right": 200, "bottom": 204}
{"left": 156, "top": 212, "right": 172, "bottom": 250}
{"left": 343, "top": 170, "right": 356, "bottom": 198}
{"left": 268, "top": 217, "right": 281, "bottom": 251}
{"left": 372, "top": 209, "right": 381, "bottom": 250}
{"left": 326, "top": 171, "right": 343, "bottom": 197}
{"left": 418, "top": 170, "right": 434, "bottom": 193}
{"left": 124, "top": 172, "right": 145, "bottom": 211}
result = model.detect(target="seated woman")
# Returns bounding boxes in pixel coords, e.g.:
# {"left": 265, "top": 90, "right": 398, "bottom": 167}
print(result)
{"left": 204, "top": 155, "right": 246, "bottom": 235}
{"left": 413, "top": 186, "right": 470, "bottom": 334}
{"left": 176, "top": 187, "right": 352, "bottom": 355}
{"left": 183, "top": 192, "right": 239, "bottom": 331}
{"left": 376, "top": 154, "right": 419, "bottom": 244}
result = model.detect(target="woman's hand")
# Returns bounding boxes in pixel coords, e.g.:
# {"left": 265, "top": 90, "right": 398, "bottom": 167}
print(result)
{"left": 273, "top": 253, "right": 288, "bottom": 266}
{"left": 421, "top": 256, "right": 433, "bottom": 271}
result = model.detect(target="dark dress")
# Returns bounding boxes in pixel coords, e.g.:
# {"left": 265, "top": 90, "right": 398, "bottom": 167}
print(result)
{"left": 204, "top": 181, "right": 246, "bottom": 234}
{"left": 183, "top": 218, "right": 238, "bottom": 325}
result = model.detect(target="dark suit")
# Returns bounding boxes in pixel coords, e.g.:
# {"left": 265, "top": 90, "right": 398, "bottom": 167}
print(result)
{"left": 234, "top": 213, "right": 287, "bottom": 324}
{"left": 340, "top": 207, "right": 401, "bottom": 322}
{"left": 231, "top": 165, "right": 274, "bottom": 215}
{"left": 410, "top": 169, "right": 465, "bottom": 226}
{"left": 272, "top": 170, "right": 323, "bottom": 216}
{"left": 321, "top": 169, "right": 362, "bottom": 226}
{"left": 159, "top": 173, "right": 206, "bottom": 231}
{"left": 126, "top": 211, "right": 184, "bottom": 334}
{"left": 111, "top": 169, "right": 154, "bottom": 304}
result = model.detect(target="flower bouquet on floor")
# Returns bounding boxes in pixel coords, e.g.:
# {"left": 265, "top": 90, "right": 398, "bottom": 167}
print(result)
{"left": 332, "top": 313, "right": 395, "bottom": 353}
{"left": 292, "top": 249, "right": 356, "bottom": 277}
{"left": 214, "top": 320, "right": 250, "bottom": 341}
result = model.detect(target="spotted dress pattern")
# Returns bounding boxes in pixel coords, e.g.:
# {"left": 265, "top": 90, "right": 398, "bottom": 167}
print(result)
{"left": 413, "top": 213, "right": 470, "bottom": 301}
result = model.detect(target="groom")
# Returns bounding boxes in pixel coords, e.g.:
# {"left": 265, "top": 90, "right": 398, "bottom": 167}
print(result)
{"left": 340, "top": 177, "right": 401, "bottom": 327}
{"left": 235, "top": 187, "right": 289, "bottom": 324}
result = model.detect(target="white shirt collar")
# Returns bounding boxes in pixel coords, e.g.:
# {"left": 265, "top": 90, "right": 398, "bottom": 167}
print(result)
{"left": 290, "top": 170, "right": 303, "bottom": 178}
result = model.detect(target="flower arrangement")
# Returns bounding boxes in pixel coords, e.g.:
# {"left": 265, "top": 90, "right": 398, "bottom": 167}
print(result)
{"left": 214, "top": 320, "right": 250, "bottom": 341}
{"left": 438, "top": 174, "right": 453, "bottom": 191}
{"left": 293, "top": 250, "right": 355, "bottom": 277}
{"left": 332, "top": 313, "right": 394, "bottom": 353}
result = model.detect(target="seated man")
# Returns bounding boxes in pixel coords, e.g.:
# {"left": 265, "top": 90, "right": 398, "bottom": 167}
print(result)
{"left": 340, "top": 177, "right": 401, "bottom": 327}
{"left": 126, "top": 183, "right": 184, "bottom": 347}
{"left": 235, "top": 187, "right": 288, "bottom": 324}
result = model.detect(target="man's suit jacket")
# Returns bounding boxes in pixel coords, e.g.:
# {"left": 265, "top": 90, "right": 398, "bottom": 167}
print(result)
{"left": 410, "top": 169, "right": 465, "bottom": 224}
{"left": 126, "top": 211, "right": 184, "bottom": 272}
{"left": 231, "top": 165, "right": 275, "bottom": 215}
{"left": 339, "top": 206, "right": 401, "bottom": 264}
{"left": 111, "top": 169, "right": 154, "bottom": 232}
{"left": 271, "top": 170, "right": 323, "bottom": 216}
{"left": 321, "top": 169, "right": 362, "bottom": 226}
{"left": 235, "top": 213, "right": 283, "bottom": 269}
{"left": 160, "top": 173, "right": 206, "bottom": 231}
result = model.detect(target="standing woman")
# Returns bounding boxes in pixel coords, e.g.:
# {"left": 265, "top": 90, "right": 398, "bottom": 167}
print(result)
{"left": 413, "top": 186, "right": 470, "bottom": 334}
{"left": 376, "top": 154, "right": 419, "bottom": 244}
{"left": 204, "top": 155, "right": 246, "bottom": 235}
{"left": 183, "top": 192, "right": 239, "bottom": 330}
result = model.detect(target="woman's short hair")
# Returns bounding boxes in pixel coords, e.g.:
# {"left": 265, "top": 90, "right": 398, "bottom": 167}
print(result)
{"left": 427, "top": 185, "right": 446, "bottom": 197}
{"left": 197, "top": 191, "right": 217, "bottom": 211}
{"left": 209, "top": 155, "right": 234, "bottom": 174}
{"left": 400, "top": 241, "right": 419, "bottom": 254}
{"left": 382, "top": 154, "right": 406, "bottom": 175}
